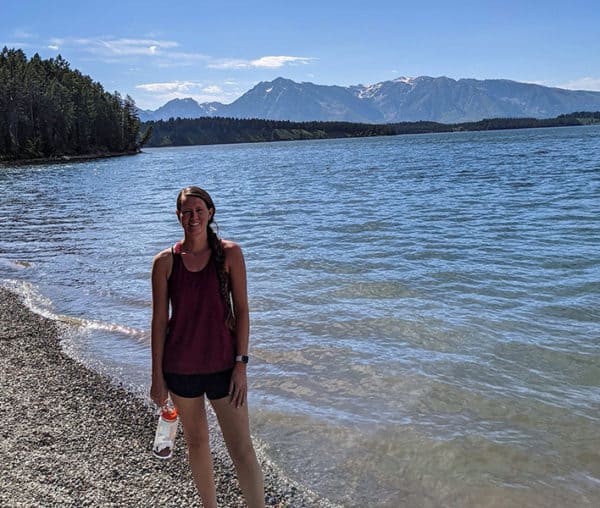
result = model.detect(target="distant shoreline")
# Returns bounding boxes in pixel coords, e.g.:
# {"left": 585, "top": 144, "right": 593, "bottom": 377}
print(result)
{"left": 140, "top": 111, "right": 600, "bottom": 148}
{"left": 0, "top": 149, "right": 141, "bottom": 167}
{"left": 3, "top": 112, "right": 599, "bottom": 164}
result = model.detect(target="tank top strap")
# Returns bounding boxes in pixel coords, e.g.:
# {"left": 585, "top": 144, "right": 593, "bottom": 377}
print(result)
{"left": 169, "top": 243, "right": 182, "bottom": 279}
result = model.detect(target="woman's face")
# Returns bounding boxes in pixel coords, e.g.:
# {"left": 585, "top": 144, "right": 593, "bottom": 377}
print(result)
{"left": 177, "top": 195, "right": 213, "bottom": 236}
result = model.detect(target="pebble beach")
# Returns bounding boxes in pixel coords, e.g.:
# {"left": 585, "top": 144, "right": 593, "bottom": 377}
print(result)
{"left": 0, "top": 287, "right": 334, "bottom": 508}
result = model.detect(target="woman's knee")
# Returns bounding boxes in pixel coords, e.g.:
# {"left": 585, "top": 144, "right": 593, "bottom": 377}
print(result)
{"left": 181, "top": 421, "right": 210, "bottom": 450}
{"left": 228, "top": 441, "right": 257, "bottom": 467}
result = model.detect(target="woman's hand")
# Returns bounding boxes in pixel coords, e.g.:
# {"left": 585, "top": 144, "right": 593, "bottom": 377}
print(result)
{"left": 229, "top": 363, "right": 248, "bottom": 408}
{"left": 150, "top": 376, "right": 168, "bottom": 407}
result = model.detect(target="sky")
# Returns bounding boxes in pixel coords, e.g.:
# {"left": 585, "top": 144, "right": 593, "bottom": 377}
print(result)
{"left": 2, "top": 0, "right": 599, "bottom": 110}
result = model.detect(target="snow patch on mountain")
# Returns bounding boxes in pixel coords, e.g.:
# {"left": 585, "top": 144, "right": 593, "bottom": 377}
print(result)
{"left": 357, "top": 83, "right": 383, "bottom": 99}
{"left": 392, "top": 76, "right": 416, "bottom": 85}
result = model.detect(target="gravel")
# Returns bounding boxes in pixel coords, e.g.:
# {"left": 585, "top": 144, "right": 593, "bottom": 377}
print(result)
{"left": 0, "top": 287, "right": 337, "bottom": 507}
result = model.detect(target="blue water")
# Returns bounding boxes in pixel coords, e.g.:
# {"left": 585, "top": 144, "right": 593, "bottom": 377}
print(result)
{"left": 1, "top": 126, "right": 599, "bottom": 507}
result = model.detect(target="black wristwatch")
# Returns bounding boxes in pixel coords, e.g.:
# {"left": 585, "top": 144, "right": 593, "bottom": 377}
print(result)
{"left": 235, "top": 355, "right": 249, "bottom": 364}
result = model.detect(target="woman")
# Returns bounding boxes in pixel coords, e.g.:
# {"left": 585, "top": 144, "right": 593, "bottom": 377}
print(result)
{"left": 150, "top": 186, "right": 265, "bottom": 508}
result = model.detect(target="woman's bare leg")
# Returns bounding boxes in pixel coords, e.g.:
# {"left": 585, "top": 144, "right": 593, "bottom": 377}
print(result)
{"left": 210, "top": 397, "right": 265, "bottom": 508}
{"left": 171, "top": 394, "right": 217, "bottom": 508}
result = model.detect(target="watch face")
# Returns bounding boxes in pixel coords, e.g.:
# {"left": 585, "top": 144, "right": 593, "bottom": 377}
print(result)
{"left": 241, "top": 355, "right": 249, "bottom": 363}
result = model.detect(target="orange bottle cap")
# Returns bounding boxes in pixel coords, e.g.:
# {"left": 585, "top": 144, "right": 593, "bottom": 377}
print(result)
{"left": 162, "top": 407, "right": 178, "bottom": 421}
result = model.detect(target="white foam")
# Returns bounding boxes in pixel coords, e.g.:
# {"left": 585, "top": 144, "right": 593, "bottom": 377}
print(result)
{"left": 1, "top": 279, "right": 55, "bottom": 318}
{"left": 1, "top": 278, "right": 148, "bottom": 342}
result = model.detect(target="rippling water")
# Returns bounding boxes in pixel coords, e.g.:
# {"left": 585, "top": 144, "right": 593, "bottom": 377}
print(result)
{"left": 1, "top": 126, "right": 599, "bottom": 507}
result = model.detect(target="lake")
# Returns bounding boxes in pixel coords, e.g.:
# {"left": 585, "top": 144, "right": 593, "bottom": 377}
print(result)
{"left": 1, "top": 126, "right": 599, "bottom": 507}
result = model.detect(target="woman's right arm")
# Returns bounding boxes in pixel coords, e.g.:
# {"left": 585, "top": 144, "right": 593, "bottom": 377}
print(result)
{"left": 150, "top": 250, "right": 171, "bottom": 406}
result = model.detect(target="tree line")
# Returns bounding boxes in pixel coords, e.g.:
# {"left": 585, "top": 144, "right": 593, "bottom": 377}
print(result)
{"left": 142, "top": 112, "right": 600, "bottom": 148}
{"left": 0, "top": 48, "right": 142, "bottom": 161}
{"left": 2, "top": 47, "right": 599, "bottom": 160}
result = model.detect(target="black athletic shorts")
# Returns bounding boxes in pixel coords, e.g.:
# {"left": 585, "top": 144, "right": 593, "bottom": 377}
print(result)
{"left": 163, "top": 368, "right": 233, "bottom": 400}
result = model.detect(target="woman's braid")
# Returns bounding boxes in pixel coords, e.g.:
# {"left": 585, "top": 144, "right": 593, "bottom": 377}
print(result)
{"left": 207, "top": 226, "right": 236, "bottom": 331}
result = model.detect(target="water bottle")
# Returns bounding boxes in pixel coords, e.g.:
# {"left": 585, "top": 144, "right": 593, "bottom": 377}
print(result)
{"left": 152, "top": 400, "right": 178, "bottom": 459}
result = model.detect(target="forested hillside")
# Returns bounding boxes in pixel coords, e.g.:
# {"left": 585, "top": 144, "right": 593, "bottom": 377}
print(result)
{"left": 0, "top": 48, "right": 142, "bottom": 161}
{"left": 142, "top": 112, "right": 600, "bottom": 147}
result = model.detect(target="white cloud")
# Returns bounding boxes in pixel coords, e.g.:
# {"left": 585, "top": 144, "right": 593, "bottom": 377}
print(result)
{"left": 208, "top": 55, "right": 313, "bottom": 69}
{"left": 41, "top": 36, "right": 210, "bottom": 68}
{"left": 136, "top": 81, "right": 203, "bottom": 93}
{"left": 84, "top": 37, "right": 179, "bottom": 56}
{"left": 12, "top": 29, "right": 35, "bottom": 39}
{"left": 1, "top": 41, "right": 35, "bottom": 49}
{"left": 155, "top": 51, "right": 210, "bottom": 68}
{"left": 135, "top": 80, "right": 241, "bottom": 109}
{"left": 560, "top": 77, "right": 600, "bottom": 92}
{"left": 45, "top": 36, "right": 181, "bottom": 59}
{"left": 207, "top": 59, "right": 251, "bottom": 70}
{"left": 251, "top": 55, "right": 312, "bottom": 68}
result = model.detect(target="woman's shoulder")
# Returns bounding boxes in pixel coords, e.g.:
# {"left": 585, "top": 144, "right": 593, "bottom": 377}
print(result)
{"left": 220, "top": 239, "right": 243, "bottom": 256}
{"left": 220, "top": 239, "right": 244, "bottom": 264}
{"left": 152, "top": 246, "right": 175, "bottom": 270}
{"left": 220, "top": 238, "right": 240, "bottom": 250}
{"left": 154, "top": 246, "right": 173, "bottom": 260}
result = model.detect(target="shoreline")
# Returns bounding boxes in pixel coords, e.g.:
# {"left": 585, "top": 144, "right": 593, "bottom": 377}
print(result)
{"left": 0, "top": 287, "right": 333, "bottom": 507}
{"left": 0, "top": 150, "right": 141, "bottom": 167}
{"left": 139, "top": 113, "right": 599, "bottom": 149}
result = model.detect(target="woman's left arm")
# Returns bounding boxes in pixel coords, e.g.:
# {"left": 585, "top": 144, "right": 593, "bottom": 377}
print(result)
{"left": 225, "top": 240, "right": 250, "bottom": 408}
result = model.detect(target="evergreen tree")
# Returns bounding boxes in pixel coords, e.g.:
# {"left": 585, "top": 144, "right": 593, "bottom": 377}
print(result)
{"left": 0, "top": 48, "right": 144, "bottom": 161}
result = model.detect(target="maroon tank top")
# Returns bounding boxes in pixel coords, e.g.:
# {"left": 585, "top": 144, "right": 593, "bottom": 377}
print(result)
{"left": 163, "top": 247, "right": 236, "bottom": 375}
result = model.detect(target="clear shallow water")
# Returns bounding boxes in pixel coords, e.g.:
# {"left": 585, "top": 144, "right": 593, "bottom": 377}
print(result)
{"left": 1, "top": 126, "right": 599, "bottom": 507}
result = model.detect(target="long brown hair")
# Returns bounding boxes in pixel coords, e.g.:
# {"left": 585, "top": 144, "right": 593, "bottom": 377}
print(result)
{"left": 176, "top": 186, "right": 236, "bottom": 331}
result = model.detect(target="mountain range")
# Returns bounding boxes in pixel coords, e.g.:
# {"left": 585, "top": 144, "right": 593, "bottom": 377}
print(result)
{"left": 138, "top": 76, "right": 600, "bottom": 124}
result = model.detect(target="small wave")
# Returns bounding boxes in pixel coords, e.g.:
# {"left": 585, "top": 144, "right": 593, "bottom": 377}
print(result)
{"left": 1, "top": 278, "right": 148, "bottom": 342}
{"left": 536, "top": 303, "right": 600, "bottom": 324}
{"left": 84, "top": 320, "right": 148, "bottom": 342}
{"left": 1, "top": 279, "right": 54, "bottom": 317}
{"left": 0, "top": 258, "right": 35, "bottom": 270}
{"left": 15, "top": 260, "right": 33, "bottom": 268}
{"left": 62, "top": 317, "right": 149, "bottom": 343}
{"left": 327, "top": 280, "right": 416, "bottom": 299}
